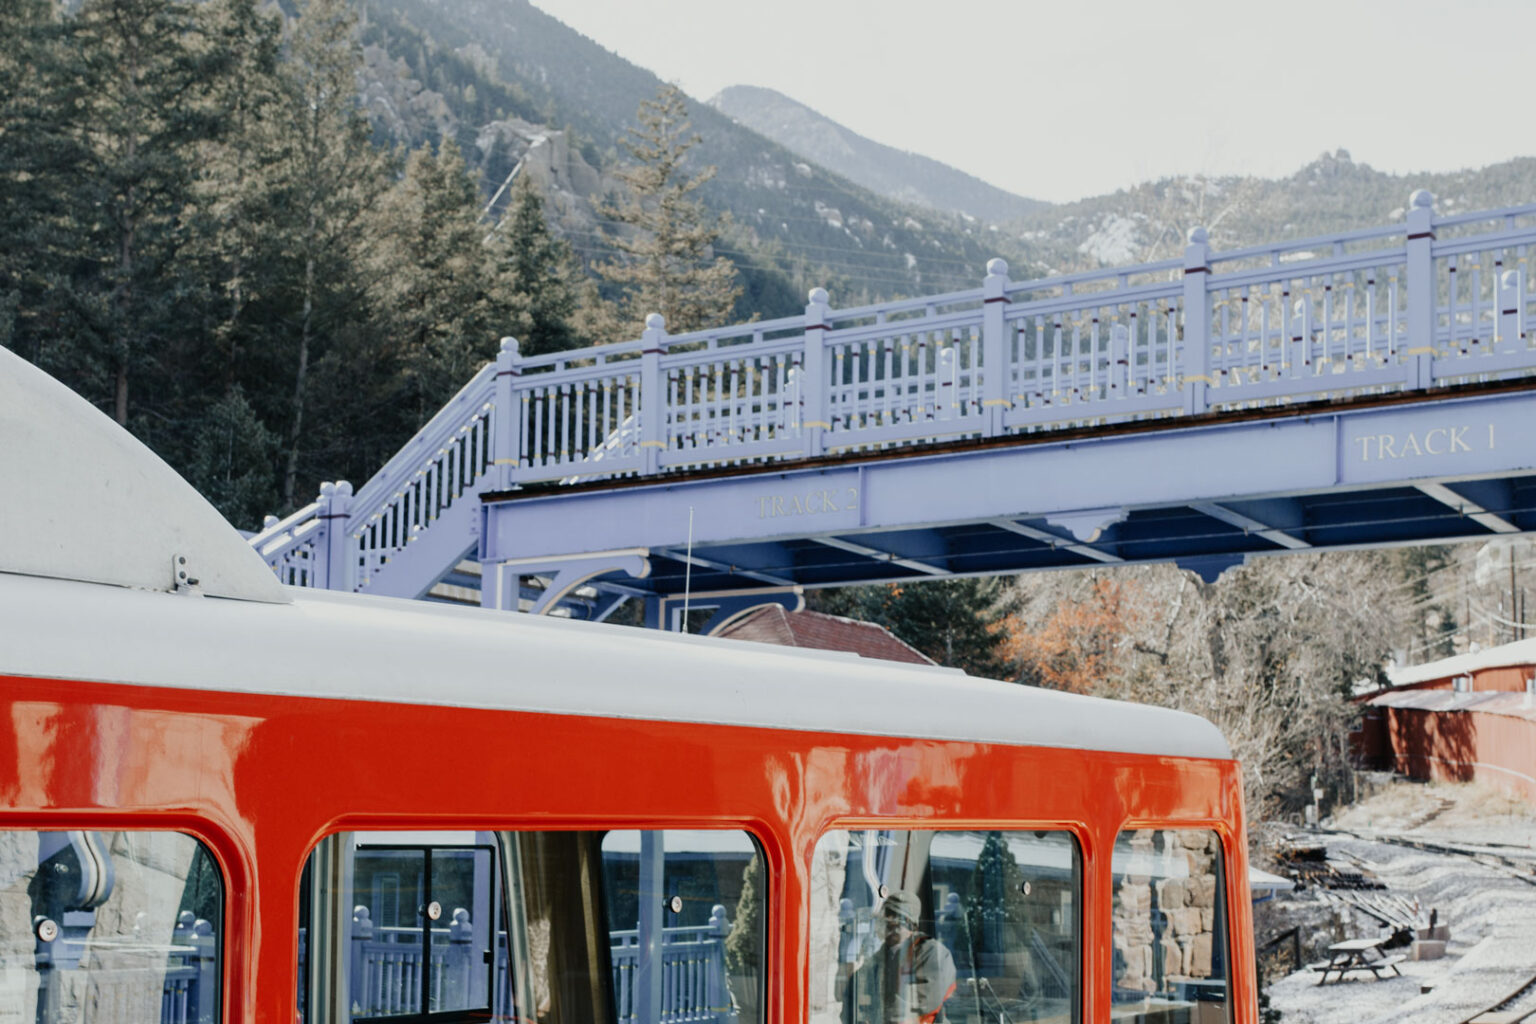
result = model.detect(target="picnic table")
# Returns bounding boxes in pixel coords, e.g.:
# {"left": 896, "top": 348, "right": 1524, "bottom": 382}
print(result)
{"left": 1311, "top": 937, "right": 1405, "bottom": 984}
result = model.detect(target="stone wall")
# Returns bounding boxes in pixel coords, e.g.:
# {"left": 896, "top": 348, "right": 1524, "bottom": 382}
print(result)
{"left": 807, "top": 833, "right": 850, "bottom": 1024}
{"left": 0, "top": 832, "right": 198, "bottom": 1024}
{"left": 1113, "top": 829, "right": 1223, "bottom": 994}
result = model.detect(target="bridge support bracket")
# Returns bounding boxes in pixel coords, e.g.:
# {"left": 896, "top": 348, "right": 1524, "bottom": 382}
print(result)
{"left": 1175, "top": 553, "right": 1247, "bottom": 584}
{"left": 482, "top": 549, "right": 651, "bottom": 613}
{"left": 644, "top": 586, "right": 805, "bottom": 633}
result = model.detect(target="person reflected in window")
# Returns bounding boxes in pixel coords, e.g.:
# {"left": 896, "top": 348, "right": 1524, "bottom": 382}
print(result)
{"left": 843, "top": 890, "right": 956, "bottom": 1024}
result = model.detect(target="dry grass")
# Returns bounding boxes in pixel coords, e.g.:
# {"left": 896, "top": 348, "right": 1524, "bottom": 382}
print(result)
{"left": 1332, "top": 778, "right": 1536, "bottom": 841}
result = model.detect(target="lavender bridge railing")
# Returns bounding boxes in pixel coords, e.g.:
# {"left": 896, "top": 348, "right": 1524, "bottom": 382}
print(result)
{"left": 249, "top": 363, "right": 499, "bottom": 594}
{"left": 252, "top": 191, "right": 1536, "bottom": 596}
{"left": 296, "top": 908, "right": 736, "bottom": 1024}
{"left": 610, "top": 913, "right": 738, "bottom": 1024}
{"left": 63, "top": 914, "right": 218, "bottom": 1024}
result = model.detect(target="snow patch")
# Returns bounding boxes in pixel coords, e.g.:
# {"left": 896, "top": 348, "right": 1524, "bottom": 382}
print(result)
{"left": 1078, "top": 214, "right": 1141, "bottom": 265}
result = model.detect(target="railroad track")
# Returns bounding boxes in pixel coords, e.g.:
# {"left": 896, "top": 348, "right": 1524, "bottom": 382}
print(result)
{"left": 1368, "top": 835, "right": 1536, "bottom": 889}
{"left": 1327, "top": 828, "right": 1536, "bottom": 1022}
{"left": 1458, "top": 969, "right": 1536, "bottom": 1024}
{"left": 1330, "top": 830, "right": 1536, "bottom": 889}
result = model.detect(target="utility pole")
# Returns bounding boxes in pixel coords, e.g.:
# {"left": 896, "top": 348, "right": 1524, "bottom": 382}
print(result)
{"left": 1512, "top": 557, "right": 1519, "bottom": 644}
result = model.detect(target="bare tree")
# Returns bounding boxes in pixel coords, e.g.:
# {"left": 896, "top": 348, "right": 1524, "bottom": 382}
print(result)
{"left": 1000, "top": 552, "right": 1407, "bottom": 820}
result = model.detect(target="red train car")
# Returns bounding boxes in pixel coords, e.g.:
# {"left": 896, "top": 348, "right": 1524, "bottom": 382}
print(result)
{"left": 0, "top": 347, "right": 1253, "bottom": 1024}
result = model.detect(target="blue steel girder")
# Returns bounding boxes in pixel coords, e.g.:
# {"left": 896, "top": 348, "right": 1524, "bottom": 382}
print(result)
{"left": 479, "top": 388, "right": 1536, "bottom": 597}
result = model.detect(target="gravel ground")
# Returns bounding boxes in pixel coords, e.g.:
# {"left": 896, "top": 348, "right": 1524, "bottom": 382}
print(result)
{"left": 1264, "top": 781, "right": 1536, "bottom": 1024}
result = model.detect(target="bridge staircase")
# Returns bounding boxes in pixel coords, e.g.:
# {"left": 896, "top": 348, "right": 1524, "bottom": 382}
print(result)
{"left": 250, "top": 191, "right": 1536, "bottom": 623}
{"left": 250, "top": 363, "right": 497, "bottom": 603}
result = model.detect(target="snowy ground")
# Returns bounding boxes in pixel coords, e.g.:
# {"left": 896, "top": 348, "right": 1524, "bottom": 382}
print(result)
{"left": 1263, "top": 781, "right": 1536, "bottom": 1023}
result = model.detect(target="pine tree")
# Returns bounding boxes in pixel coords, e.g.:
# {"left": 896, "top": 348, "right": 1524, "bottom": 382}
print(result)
{"left": 962, "top": 833, "right": 1034, "bottom": 971}
{"left": 492, "top": 175, "right": 582, "bottom": 356}
{"left": 811, "top": 578, "right": 1010, "bottom": 677}
{"left": 271, "top": 0, "right": 389, "bottom": 508}
{"left": 54, "top": 0, "right": 221, "bottom": 427}
{"left": 596, "top": 84, "right": 741, "bottom": 335}
{"left": 184, "top": 0, "right": 286, "bottom": 386}
{"left": 724, "top": 855, "right": 763, "bottom": 1023}
{"left": 370, "top": 139, "right": 506, "bottom": 422}
{"left": 183, "top": 385, "right": 281, "bottom": 528}
{"left": 0, "top": 0, "right": 76, "bottom": 359}
{"left": 569, "top": 276, "right": 625, "bottom": 349}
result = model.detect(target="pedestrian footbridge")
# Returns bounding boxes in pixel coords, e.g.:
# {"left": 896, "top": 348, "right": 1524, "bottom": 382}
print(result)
{"left": 250, "top": 191, "right": 1536, "bottom": 629}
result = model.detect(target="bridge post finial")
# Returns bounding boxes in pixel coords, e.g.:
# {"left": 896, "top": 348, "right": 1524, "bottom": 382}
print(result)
{"left": 1181, "top": 228, "right": 1212, "bottom": 415}
{"left": 800, "top": 289, "right": 830, "bottom": 458}
{"left": 1404, "top": 190, "right": 1436, "bottom": 389}
{"left": 640, "top": 314, "right": 670, "bottom": 475}
{"left": 318, "top": 480, "right": 353, "bottom": 591}
{"left": 492, "top": 337, "right": 523, "bottom": 491}
{"left": 981, "top": 259, "right": 1011, "bottom": 436}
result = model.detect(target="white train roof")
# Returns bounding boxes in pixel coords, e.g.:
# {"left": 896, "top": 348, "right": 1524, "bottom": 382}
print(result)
{"left": 0, "top": 346, "right": 286, "bottom": 603}
{"left": 0, "top": 345, "right": 1230, "bottom": 759}
{"left": 0, "top": 573, "right": 1230, "bottom": 759}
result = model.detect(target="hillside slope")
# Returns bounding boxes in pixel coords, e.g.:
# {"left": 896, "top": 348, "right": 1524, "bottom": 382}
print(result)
{"left": 710, "top": 84, "right": 1044, "bottom": 225}
{"left": 362, "top": 0, "right": 1031, "bottom": 310}
{"left": 358, "top": 2, "right": 1536, "bottom": 304}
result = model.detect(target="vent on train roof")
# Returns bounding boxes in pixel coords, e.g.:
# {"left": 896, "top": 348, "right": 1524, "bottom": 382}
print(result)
{"left": 0, "top": 346, "right": 288, "bottom": 603}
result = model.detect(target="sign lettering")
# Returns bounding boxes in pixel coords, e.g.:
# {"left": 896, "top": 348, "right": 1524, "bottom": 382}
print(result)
{"left": 1352, "top": 423, "right": 1494, "bottom": 462}
{"left": 757, "top": 487, "right": 859, "bottom": 519}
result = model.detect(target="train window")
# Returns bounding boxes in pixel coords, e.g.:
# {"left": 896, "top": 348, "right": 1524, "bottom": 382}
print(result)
{"left": 299, "top": 829, "right": 764, "bottom": 1024}
{"left": 1110, "top": 829, "right": 1231, "bottom": 1024}
{"left": 810, "top": 829, "right": 1081, "bottom": 1024}
{"left": 0, "top": 830, "right": 222, "bottom": 1024}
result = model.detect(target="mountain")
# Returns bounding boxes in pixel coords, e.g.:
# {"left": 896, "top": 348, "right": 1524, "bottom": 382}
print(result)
{"left": 356, "top": 2, "right": 1536, "bottom": 301}
{"left": 1004, "top": 149, "right": 1536, "bottom": 278}
{"left": 710, "top": 85, "right": 1045, "bottom": 226}
{"left": 358, "top": 0, "right": 1034, "bottom": 312}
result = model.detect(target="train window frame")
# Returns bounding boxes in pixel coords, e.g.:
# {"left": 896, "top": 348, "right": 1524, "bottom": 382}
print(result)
{"left": 299, "top": 832, "right": 506, "bottom": 1024}
{"left": 1109, "top": 824, "right": 1235, "bottom": 1024}
{"left": 298, "top": 826, "right": 769, "bottom": 1024}
{"left": 808, "top": 825, "right": 1084, "bottom": 1024}
{"left": 0, "top": 827, "right": 226, "bottom": 1024}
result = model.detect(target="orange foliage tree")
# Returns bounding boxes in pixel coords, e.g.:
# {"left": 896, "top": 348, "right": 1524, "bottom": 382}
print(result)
{"left": 996, "top": 577, "right": 1140, "bottom": 693}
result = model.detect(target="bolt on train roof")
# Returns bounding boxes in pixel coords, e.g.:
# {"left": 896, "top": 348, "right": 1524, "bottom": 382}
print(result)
{"left": 0, "top": 346, "right": 1230, "bottom": 760}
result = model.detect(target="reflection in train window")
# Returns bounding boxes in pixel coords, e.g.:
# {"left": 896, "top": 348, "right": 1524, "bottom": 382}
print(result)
{"left": 0, "top": 830, "right": 222, "bottom": 1024}
{"left": 299, "top": 830, "right": 764, "bottom": 1024}
{"left": 1110, "top": 829, "right": 1231, "bottom": 1024}
{"left": 809, "top": 830, "right": 1080, "bottom": 1024}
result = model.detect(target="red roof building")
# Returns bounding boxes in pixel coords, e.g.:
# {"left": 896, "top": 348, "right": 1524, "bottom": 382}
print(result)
{"left": 1358, "top": 641, "right": 1536, "bottom": 802}
{"left": 714, "top": 606, "right": 935, "bottom": 666}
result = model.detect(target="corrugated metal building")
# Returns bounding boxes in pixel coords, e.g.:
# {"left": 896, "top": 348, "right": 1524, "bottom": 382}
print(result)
{"left": 1357, "top": 640, "right": 1536, "bottom": 802}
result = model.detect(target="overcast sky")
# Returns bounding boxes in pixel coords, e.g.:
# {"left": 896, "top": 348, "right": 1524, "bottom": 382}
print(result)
{"left": 530, "top": 0, "right": 1534, "bottom": 205}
